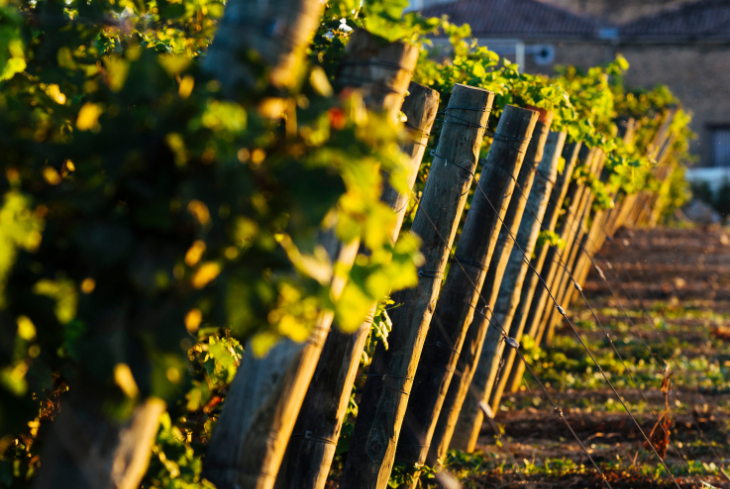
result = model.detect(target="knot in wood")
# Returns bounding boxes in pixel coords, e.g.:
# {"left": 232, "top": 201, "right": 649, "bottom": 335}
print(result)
{"left": 367, "top": 438, "right": 385, "bottom": 457}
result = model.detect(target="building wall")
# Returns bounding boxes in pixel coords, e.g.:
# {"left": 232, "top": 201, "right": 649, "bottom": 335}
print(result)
{"left": 519, "top": 41, "right": 730, "bottom": 166}
{"left": 621, "top": 44, "right": 730, "bottom": 166}
{"left": 521, "top": 41, "right": 610, "bottom": 74}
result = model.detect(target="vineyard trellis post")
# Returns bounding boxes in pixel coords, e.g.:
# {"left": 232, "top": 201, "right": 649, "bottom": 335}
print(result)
{"left": 602, "top": 117, "right": 638, "bottom": 236}
{"left": 531, "top": 148, "right": 602, "bottom": 348}
{"left": 505, "top": 145, "right": 596, "bottom": 392}
{"left": 501, "top": 140, "right": 582, "bottom": 395}
{"left": 425, "top": 107, "right": 543, "bottom": 464}
{"left": 203, "top": 29, "right": 419, "bottom": 489}
{"left": 204, "top": 0, "right": 325, "bottom": 91}
{"left": 338, "top": 83, "right": 495, "bottom": 489}
{"left": 31, "top": 396, "right": 167, "bottom": 489}
{"left": 625, "top": 109, "right": 676, "bottom": 228}
{"left": 29, "top": 0, "right": 328, "bottom": 488}
{"left": 507, "top": 113, "right": 675, "bottom": 392}
{"left": 545, "top": 111, "right": 676, "bottom": 344}
{"left": 543, "top": 150, "right": 607, "bottom": 345}
{"left": 275, "top": 82, "right": 440, "bottom": 489}
{"left": 394, "top": 105, "right": 542, "bottom": 477}
{"left": 643, "top": 131, "right": 679, "bottom": 227}
{"left": 448, "top": 107, "right": 553, "bottom": 452}
{"left": 558, "top": 118, "right": 639, "bottom": 317}
{"left": 487, "top": 130, "right": 567, "bottom": 411}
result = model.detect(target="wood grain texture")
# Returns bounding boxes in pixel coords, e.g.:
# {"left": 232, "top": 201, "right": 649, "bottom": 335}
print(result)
{"left": 487, "top": 130, "right": 566, "bottom": 411}
{"left": 395, "top": 105, "right": 541, "bottom": 469}
{"left": 525, "top": 146, "right": 597, "bottom": 349}
{"left": 499, "top": 144, "right": 592, "bottom": 400}
{"left": 275, "top": 83, "right": 439, "bottom": 489}
{"left": 32, "top": 396, "right": 166, "bottom": 489}
{"left": 205, "top": 0, "right": 325, "bottom": 91}
{"left": 203, "top": 32, "right": 419, "bottom": 489}
{"left": 336, "top": 30, "right": 420, "bottom": 123}
{"left": 449, "top": 110, "right": 551, "bottom": 452}
{"left": 503, "top": 140, "right": 581, "bottom": 394}
{"left": 543, "top": 151, "right": 607, "bottom": 345}
{"left": 339, "top": 84, "right": 495, "bottom": 489}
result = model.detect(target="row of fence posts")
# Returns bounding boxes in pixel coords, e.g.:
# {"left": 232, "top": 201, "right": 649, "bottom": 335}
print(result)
{"left": 200, "top": 27, "right": 680, "bottom": 489}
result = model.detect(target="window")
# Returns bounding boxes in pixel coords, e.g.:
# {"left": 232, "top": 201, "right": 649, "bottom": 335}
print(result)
{"left": 711, "top": 126, "right": 730, "bottom": 167}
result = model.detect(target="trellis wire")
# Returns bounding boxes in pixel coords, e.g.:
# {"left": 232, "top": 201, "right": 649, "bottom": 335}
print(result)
{"left": 469, "top": 165, "right": 683, "bottom": 489}
{"left": 552, "top": 208, "right": 722, "bottom": 487}
{"left": 404, "top": 166, "right": 613, "bottom": 487}
{"left": 514, "top": 174, "right": 711, "bottom": 483}
{"left": 587, "top": 245, "right": 730, "bottom": 466}
{"left": 499, "top": 162, "right": 684, "bottom": 452}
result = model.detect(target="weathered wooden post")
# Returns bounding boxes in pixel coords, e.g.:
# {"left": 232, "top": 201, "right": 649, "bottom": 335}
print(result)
{"left": 486, "top": 130, "right": 567, "bottom": 411}
{"left": 504, "top": 146, "right": 595, "bottom": 392}
{"left": 602, "top": 118, "right": 637, "bottom": 236}
{"left": 448, "top": 108, "right": 553, "bottom": 452}
{"left": 543, "top": 151, "right": 606, "bottom": 345}
{"left": 338, "top": 84, "right": 495, "bottom": 489}
{"left": 625, "top": 110, "right": 676, "bottom": 228}
{"left": 334, "top": 31, "right": 422, "bottom": 122}
{"left": 531, "top": 149, "right": 600, "bottom": 348}
{"left": 559, "top": 118, "right": 639, "bottom": 313}
{"left": 275, "top": 82, "right": 439, "bottom": 489}
{"left": 394, "top": 106, "right": 540, "bottom": 476}
{"left": 546, "top": 115, "right": 651, "bottom": 342}
{"left": 203, "top": 30, "right": 419, "bottom": 489}
{"left": 501, "top": 141, "right": 581, "bottom": 395}
{"left": 644, "top": 135, "right": 678, "bottom": 227}
{"left": 569, "top": 211, "right": 611, "bottom": 302}
{"left": 31, "top": 396, "right": 166, "bottom": 489}
{"left": 32, "top": 2, "right": 327, "bottom": 489}
{"left": 205, "top": 0, "right": 326, "bottom": 91}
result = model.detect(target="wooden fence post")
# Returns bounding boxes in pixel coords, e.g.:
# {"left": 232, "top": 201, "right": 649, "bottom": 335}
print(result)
{"left": 558, "top": 118, "right": 639, "bottom": 313}
{"left": 203, "top": 30, "right": 419, "bottom": 489}
{"left": 31, "top": 3, "right": 327, "bottom": 489}
{"left": 625, "top": 110, "right": 676, "bottom": 228}
{"left": 487, "top": 130, "right": 567, "bottom": 411}
{"left": 531, "top": 148, "right": 601, "bottom": 348}
{"left": 568, "top": 212, "right": 611, "bottom": 302}
{"left": 602, "top": 118, "right": 638, "bottom": 236}
{"left": 334, "top": 30, "right": 422, "bottom": 123}
{"left": 543, "top": 151, "right": 606, "bottom": 346}
{"left": 205, "top": 0, "right": 325, "bottom": 91}
{"left": 31, "top": 395, "right": 166, "bottom": 489}
{"left": 394, "top": 106, "right": 540, "bottom": 474}
{"left": 338, "top": 84, "right": 495, "bottom": 489}
{"left": 504, "top": 145, "right": 594, "bottom": 392}
{"left": 644, "top": 136, "right": 678, "bottom": 227}
{"left": 448, "top": 108, "right": 552, "bottom": 452}
{"left": 500, "top": 140, "right": 581, "bottom": 395}
{"left": 546, "top": 113, "right": 662, "bottom": 341}
{"left": 507, "top": 115, "right": 644, "bottom": 393}
{"left": 274, "top": 82, "right": 440, "bottom": 489}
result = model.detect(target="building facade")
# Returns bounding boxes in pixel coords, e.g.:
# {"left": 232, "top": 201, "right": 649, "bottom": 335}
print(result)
{"left": 419, "top": 0, "right": 730, "bottom": 173}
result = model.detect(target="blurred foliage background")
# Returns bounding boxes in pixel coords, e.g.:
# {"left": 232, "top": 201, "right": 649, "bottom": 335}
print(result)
{"left": 0, "top": 0, "right": 693, "bottom": 486}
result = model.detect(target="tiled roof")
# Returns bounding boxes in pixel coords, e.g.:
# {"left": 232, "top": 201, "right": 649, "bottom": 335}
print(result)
{"left": 419, "top": 0, "right": 599, "bottom": 39}
{"left": 620, "top": 0, "right": 730, "bottom": 40}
